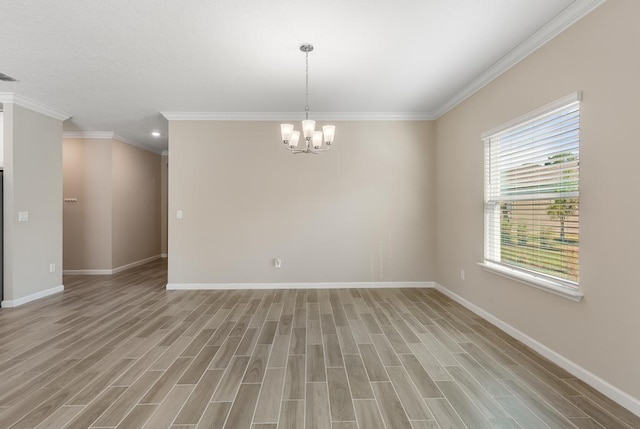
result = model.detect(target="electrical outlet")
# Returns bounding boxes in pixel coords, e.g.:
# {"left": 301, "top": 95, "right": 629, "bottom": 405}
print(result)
{"left": 274, "top": 258, "right": 282, "bottom": 268}
{"left": 460, "top": 269, "right": 465, "bottom": 280}
{"left": 50, "top": 263, "right": 55, "bottom": 273}
{"left": 176, "top": 210, "right": 183, "bottom": 219}
{"left": 18, "top": 211, "right": 29, "bottom": 222}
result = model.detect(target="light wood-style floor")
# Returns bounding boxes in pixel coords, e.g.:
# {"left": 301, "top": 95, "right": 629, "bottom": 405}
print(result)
{"left": 0, "top": 260, "right": 637, "bottom": 428}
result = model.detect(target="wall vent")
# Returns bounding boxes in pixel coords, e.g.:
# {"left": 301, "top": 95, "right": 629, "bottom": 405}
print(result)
{"left": 0, "top": 72, "right": 18, "bottom": 82}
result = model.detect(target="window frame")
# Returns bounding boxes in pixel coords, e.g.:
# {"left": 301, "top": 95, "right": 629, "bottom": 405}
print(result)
{"left": 480, "top": 92, "right": 583, "bottom": 302}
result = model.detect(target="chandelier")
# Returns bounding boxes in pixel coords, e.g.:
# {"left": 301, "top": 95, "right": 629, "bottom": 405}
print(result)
{"left": 280, "top": 44, "right": 335, "bottom": 154}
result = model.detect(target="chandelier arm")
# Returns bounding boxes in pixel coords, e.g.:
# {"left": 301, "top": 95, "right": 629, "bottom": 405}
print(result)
{"left": 285, "top": 147, "right": 329, "bottom": 155}
{"left": 285, "top": 145, "right": 310, "bottom": 154}
{"left": 285, "top": 147, "right": 327, "bottom": 155}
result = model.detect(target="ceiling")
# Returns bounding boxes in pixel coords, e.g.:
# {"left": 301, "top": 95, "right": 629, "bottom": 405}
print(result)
{"left": 0, "top": 0, "right": 600, "bottom": 153}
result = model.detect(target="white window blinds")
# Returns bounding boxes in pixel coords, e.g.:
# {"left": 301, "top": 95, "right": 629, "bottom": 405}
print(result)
{"left": 483, "top": 95, "right": 580, "bottom": 285}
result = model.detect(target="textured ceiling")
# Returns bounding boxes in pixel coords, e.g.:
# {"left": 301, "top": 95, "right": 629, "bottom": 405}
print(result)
{"left": 0, "top": 0, "right": 594, "bottom": 152}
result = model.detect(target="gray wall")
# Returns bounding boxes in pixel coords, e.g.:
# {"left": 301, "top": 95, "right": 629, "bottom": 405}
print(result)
{"left": 168, "top": 120, "right": 436, "bottom": 285}
{"left": 3, "top": 103, "right": 63, "bottom": 300}
{"left": 435, "top": 0, "right": 640, "bottom": 400}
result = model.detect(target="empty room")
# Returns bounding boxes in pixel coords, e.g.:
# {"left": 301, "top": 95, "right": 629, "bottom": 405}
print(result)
{"left": 0, "top": 0, "right": 639, "bottom": 428}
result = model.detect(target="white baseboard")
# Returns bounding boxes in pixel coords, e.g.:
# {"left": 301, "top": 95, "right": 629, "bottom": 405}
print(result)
{"left": 63, "top": 269, "right": 113, "bottom": 275}
{"left": 63, "top": 255, "right": 162, "bottom": 276}
{"left": 434, "top": 282, "right": 640, "bottom": 418}
{"left": 112, "top": 255, "right": 162, "bottom": 274}
{"left": 1, "top": 285, "right": 64, "bottom": 308}
{"left": 167, "top": 281, "right": 434, "bottom": 291}
{"left": 160, "top": 253, "right": 168, "bottom": 258}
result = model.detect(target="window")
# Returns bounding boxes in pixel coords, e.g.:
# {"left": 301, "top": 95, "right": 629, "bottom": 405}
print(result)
{"left": 481, "top": 93, "right": 582, "bottom": 300}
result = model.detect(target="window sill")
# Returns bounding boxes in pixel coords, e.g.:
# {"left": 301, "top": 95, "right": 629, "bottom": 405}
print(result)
{"left": 478, "top": 262, "right": 583, "bottom": 302}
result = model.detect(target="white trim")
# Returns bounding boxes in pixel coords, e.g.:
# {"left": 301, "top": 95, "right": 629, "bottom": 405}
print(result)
{"left": 62, "top": 131, "right": 161, "bottom": 154}
{"left": 113, "top": 134, "right": 163, "bottom": 155}
{"left": 63, "top": 269, "right": 113, "bottom": 275}
{"left": 112, "top": 255, "right": 162, "bottom": 274}
{"left": 434, "top": 0, "right": 605, "bottom": 118}
{"left": 481, "top": 91, "right": 582, "bottom": 140}
{"left": 161, "top": 151, "right": 168, "bottom": 156}
{"left": 63, "top": 131, "right": 114, "bottom": 139}
{"left": 0, "top": 92, "right": 71, "bottom": 121}
{"left": 434, "top": 282, "right": 640, "bottom": 418}
{"left": 167, "top": 281, "right": 434, "bottom": 290}
{"left": 478, "top": 262, "right": 583, "bottom": 302}
{"left": 63, "top": 255, "right": 162, "bottom": 276}
{"left": 1, "top": 285, "right": 64, "bottom": 308}
{"left": 160, "top": 111, "right": 436, "bottom": 121}
{"left": 160, "top": 253, "right": 168, "bottom": 258}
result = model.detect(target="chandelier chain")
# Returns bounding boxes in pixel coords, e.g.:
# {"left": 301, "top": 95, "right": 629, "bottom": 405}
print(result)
{"left": 305, "top": 51, "right": 310, "bottom": 120}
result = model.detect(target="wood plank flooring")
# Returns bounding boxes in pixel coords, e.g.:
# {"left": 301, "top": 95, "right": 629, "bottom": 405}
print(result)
{"left": 0, "top": 259, "right": 637, "bottom": 428}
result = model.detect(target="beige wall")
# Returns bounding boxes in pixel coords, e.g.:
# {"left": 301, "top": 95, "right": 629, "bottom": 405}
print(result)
{"left": 62, "top": 138, "right": 161, "bottom": 271}
{"left": 435, "top": 0, "right": 640, "bottom": 401}
{"left": 3, "top": 103, "right": 63, "bottom": 300}
{"left": 63, "top": 139, "right": 112, "bottom": 270}
{"left": 161, "top": 153, "right": 168, "bottom": 255}
{"left": 112, "top": 140, "right": 162, "bottom": 268}
{"left": 168, "top": 120, "right": 435, "bottom": 284}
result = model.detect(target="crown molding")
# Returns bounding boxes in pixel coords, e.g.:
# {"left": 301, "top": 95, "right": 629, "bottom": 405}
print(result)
{"left": 434, "top": 0, "right": 606, "bottom": 118}
{"left": 2, "top": 1, "right": 605, "bottom": 128}
{"left": 161, "top": 111, "right": 436, "bottom": 121}
{"left": 63, "top": 131, "right": 114, "bottom": 139}
{"left": 113, "top": 134, "right": 162, "bottom": 155}
{"left": 481, "top": 91, "right": 582, "bottom": 140}
{"left": 161, "top": 1, "right": 604, "bottom": 124}
{"left": 63, "top": 131, "right": 162, "bottom": 155}
{"left": 0, "top": 92, "right": 71, "bottom": 121}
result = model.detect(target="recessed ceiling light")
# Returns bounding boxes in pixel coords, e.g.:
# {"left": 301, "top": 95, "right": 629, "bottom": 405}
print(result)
{"left": 151, "top": 131, "right": 161, "bottom": 137}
